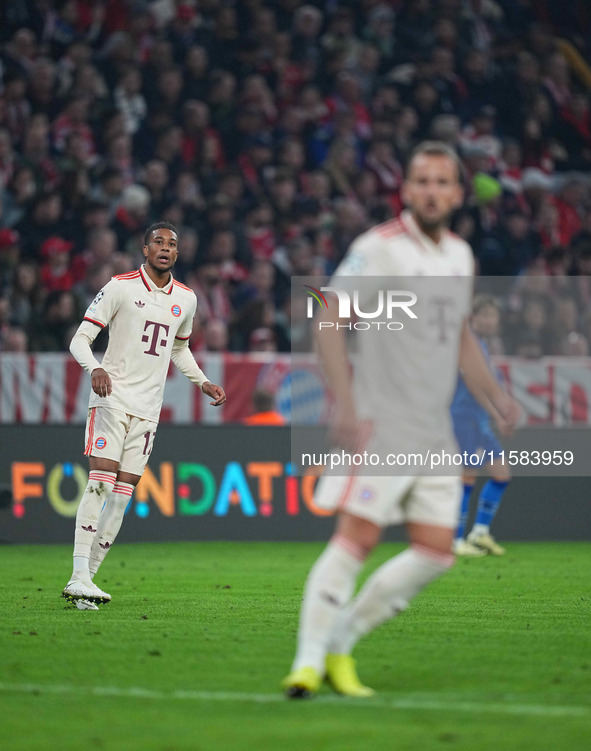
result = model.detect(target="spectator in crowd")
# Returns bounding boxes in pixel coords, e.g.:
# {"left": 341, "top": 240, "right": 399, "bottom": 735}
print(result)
{"left": 2, "top": 165, "right": 38, "bottom": 227}
{"left": 479, "top": 206, "right": 540, "bottom": 276}
{"left": 7, "top": 261, "right": 42, "bottom": 328}
{"left": 113, "top": 66, "right": 147, "bottom": 136}
{"left": 70, "top": 226, "right": 117, "bottom": 283}
{"left": 248, "top": 326, "right": 278, "bottom": 353}
{"left": 28, "top": 288, "right": 80, "bottom": 352}
{"left": 324, "top": 139, "right": 359, "bottom": 199}
{"left": 40, "top": 235, "right": 75, "bottom": 292}
{"left": 21, "top": 114, "right": 60, "bottom": 189}
{"left": 15, "top": 191, "right": 65, "bottom": 259}
{"left": 0, "top": 127, "right": 18, "bottom": 187}
{"left": 510, "top": 296, "right": 555, "bottom": 357}
{"left": 91, "top": 168, "right": 124, "bottom": 215}
{"left": 202, "top": 318, "right": 230, "bottom": 353}
{"left": 243, "top": 387, "right": 286, "bottom": 426}
{"left": 111, "top": 183, "right": 150, "bottom": 250}
{"left": 182, "top": 45, "right": 210, "bottom": 102}
{"left": 188, "top": 260, "right": 233, "bottom": 328}
{"left": 0, "top": 228, "right": 21, "bottom": 293}
{"left": 553, "top": 295, "right": 589, "bottom": 355}
{"left": 1, "top": 325, "right": 28, "bottom": 352}
{"left": 27, "top": 57, "right": 59, "bottom": 117}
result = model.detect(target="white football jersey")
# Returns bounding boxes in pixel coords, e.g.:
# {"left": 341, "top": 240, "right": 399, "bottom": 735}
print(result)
{"left": 332, "top": 210, "right": 474, "bottom": 455}
{"left": 82, "top": 265, "right": 196, "bottom": 421}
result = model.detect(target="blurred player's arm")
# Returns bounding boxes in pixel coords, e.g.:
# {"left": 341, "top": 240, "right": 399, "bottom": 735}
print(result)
{"left": 318, "top": 233, "right": 384, "bottom": 448}
{"left": 313, "top": 297, "right": 358, "bottom": 448}
{"left": 69, "top": 320, "right": 111, "bottom": 397}
{"left": 459, "top": 321, "right": 520, "bottom": 433}
{"left": 171, "top": 338, "right": 226, "bottom": 405}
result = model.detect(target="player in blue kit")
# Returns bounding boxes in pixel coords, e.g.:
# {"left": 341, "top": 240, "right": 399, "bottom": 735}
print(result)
{"left": 451, "top": 295, "right": 511, "bottom": 556}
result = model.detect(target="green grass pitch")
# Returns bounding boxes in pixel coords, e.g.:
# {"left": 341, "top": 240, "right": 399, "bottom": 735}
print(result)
{"left": 0, "top": 541, "right": 589, "bottom": 751}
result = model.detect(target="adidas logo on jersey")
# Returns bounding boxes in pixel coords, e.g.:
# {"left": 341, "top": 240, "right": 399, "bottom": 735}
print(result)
{"left": 135, "top": 300, "right": 146, "bottom": 308}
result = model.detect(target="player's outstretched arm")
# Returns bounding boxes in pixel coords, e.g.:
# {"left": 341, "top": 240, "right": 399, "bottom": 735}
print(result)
{"left": 313, "top": 294, "right": 360, "bottom": 449}
{"left": 459, "top": 321, "right": 520, "bottom": 433}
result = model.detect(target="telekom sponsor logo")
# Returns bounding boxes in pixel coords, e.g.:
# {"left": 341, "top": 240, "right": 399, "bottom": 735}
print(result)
{"left": 142, "top": 321, "right": 170, "bottom": 356}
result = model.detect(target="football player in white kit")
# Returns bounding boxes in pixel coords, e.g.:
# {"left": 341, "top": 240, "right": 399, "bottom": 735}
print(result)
{"left": 62, "top": 222, "right": 226, "bottom": 609}
{"left": 283, "top": 142, "right": 520, "bottom": 697}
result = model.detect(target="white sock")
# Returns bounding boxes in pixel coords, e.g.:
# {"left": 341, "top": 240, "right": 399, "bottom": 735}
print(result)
{"left": 89, "top": 481, "right": 134, "bottom": 577}
{"left": 73, "top": 556, "right": 91, "bottom": 580}
{"left": 292, "top": 534, "right": 367, "bottom": 673}
{"left": 72, "top": 471, "right": 116, "bottom": 581}
{"left": 471, "top": 523, "right": 490, "bottom": 536}
{"left": 328, "top": 545, "right": 454, "bottom": 655}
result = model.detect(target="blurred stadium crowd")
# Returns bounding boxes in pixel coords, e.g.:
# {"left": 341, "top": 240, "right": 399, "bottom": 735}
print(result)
{"left": 1, "top": 0, "right": 591, "bottom": 356}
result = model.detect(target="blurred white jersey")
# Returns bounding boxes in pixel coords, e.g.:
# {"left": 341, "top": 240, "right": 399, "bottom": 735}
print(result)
{"left": 82, "top": 265, "right": 196, "bottom": 422}
{"left": 331, "top": 210, "right": 474, "bottom": 455}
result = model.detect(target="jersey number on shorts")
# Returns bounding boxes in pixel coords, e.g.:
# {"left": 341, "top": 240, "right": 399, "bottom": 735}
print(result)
{"left": 143, "top": 431, "right": 155, "bottom": 456}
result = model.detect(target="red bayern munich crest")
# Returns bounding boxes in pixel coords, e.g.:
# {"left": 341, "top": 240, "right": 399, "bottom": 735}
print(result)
{"left": 171, "top": 304, "right": 181, "bottom": 317}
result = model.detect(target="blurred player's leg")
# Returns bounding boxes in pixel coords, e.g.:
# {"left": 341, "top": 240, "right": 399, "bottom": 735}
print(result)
{"left": 89, "top": 481, "right": 135, "bottom": 578}
{"left": 468, "top": 476, "right": 509, "bottom": 555}
{"left": 282, "top": 520, "right": 375, "bottom": 698}
{"left": 289, "top": 533, "right": 367, "bottom": 671}
{"left": 328, "top": 544, "right": 454, "bottom": 655}
{"left": 456, "top": 478, "right": 475, "bottom": 541}
{"left": 327, "top": 524, "right": 454, "bottom": 683}
{"left": 452, "top": 477, "right": 485, "bottom": 556}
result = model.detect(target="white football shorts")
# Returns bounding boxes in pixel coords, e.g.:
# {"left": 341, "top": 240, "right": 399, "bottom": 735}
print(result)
{"left": 313, "top": 472, "right": 462, "bottom": 529}
{"left": 84, "top": 406, "right": 158, "bottom": 476}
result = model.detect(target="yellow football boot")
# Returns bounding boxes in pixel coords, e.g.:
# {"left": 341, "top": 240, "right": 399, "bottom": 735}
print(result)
{"left": 325, "top": 654, "right": 375, "bottom": 697}
{"left": 282, "top": 667, "right": 322, "bottom": 699}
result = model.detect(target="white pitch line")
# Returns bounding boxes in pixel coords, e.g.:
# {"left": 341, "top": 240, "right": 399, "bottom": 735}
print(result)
{"left": 0, "top": 683, "right": 589, "bottom": 718}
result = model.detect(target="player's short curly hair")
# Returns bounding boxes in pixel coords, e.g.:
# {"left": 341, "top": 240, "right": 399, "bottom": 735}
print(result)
{"left": 143, "top": 222, "right": 178, "bottom": 246}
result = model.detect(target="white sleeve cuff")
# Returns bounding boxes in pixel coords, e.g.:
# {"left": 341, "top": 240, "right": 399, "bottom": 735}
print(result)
{"left": 171, "top": 339, "right": 208, "bottom": 389}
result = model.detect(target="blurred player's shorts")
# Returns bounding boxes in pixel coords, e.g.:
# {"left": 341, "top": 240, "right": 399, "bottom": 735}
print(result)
{"left": 314, "top": 471, "right": 461, "bottom": 529}
{"left": 454, "top": 416, "right": 503, "bottom": 464}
